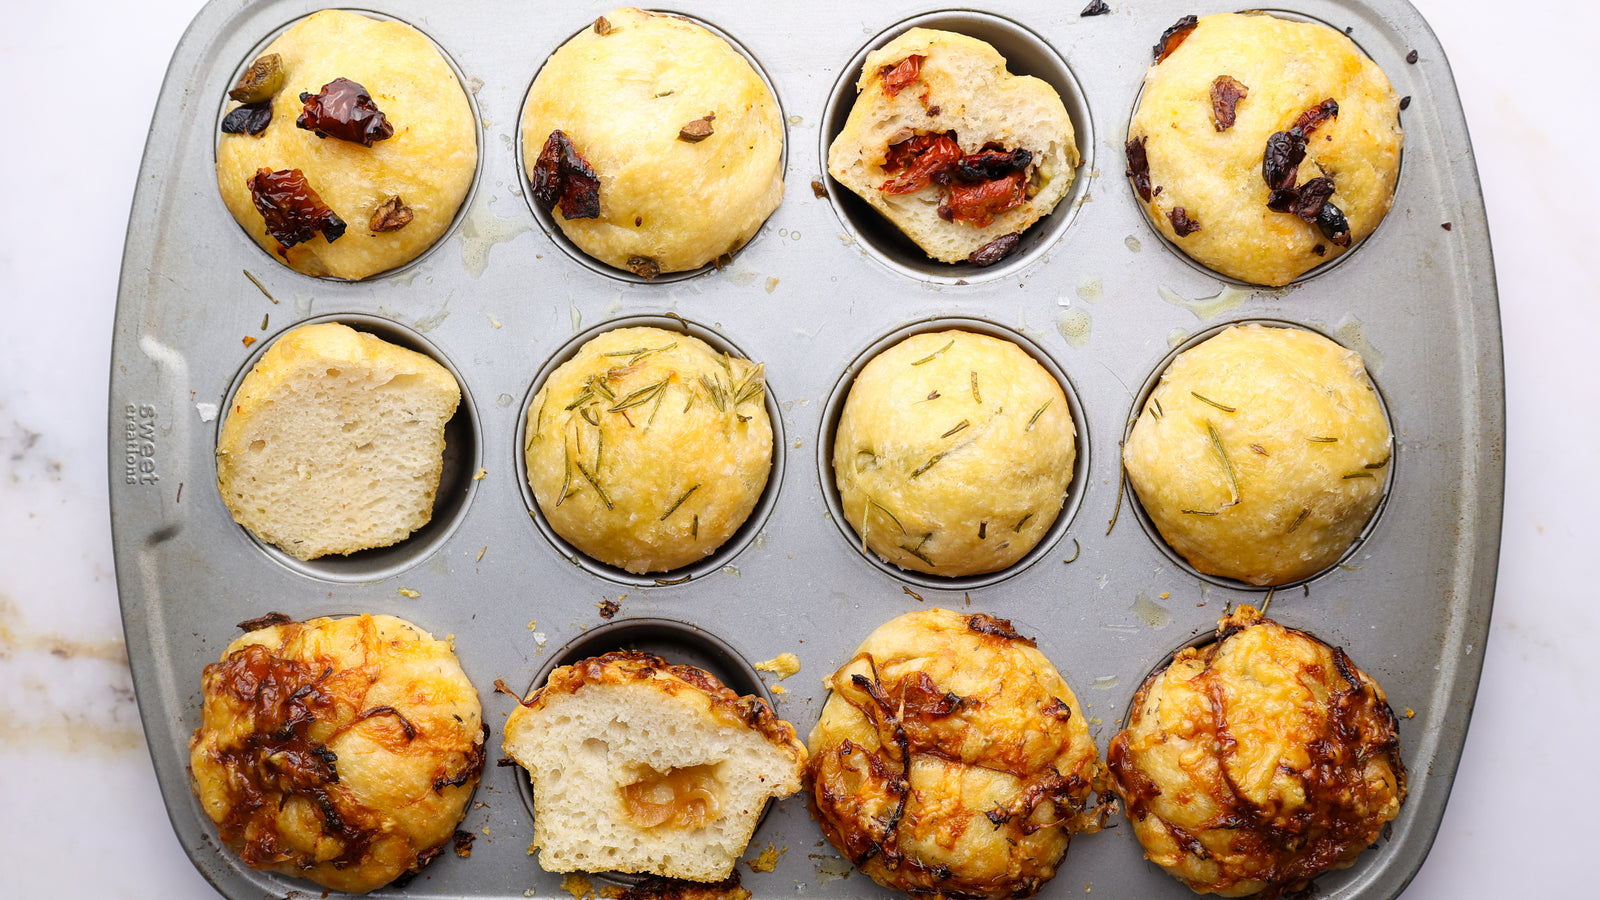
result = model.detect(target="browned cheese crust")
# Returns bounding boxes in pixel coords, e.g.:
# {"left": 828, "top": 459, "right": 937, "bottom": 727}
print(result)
{"left": 188, "top": 614, "right": 485, "bottom": 894}
{"left": 519, "top": 650, "right": 802, "bottom": 752}
{"left": 1106, "top": 606, "right": 1406, "bottom": 897}
{"left": 807, "top": 609, "right": 1111, "bottom": 899}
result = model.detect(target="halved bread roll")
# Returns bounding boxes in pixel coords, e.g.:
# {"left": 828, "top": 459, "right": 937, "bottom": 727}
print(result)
{"left": 502, "top": 651, "right": 808, "bottom": 882}
{"left": 216, "top": 322, "right": 461, "bottom": 560}
{"left": 828, "top": 28, "right": 1079, "bottom": 264}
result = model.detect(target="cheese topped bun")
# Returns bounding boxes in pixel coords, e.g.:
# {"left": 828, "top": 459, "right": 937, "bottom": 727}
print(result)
{"left": 216, "top": 9, "right": 476, "bottom": 279}
{"left": 520, "top": 8, "right": 784, "bottom": 276}
{"left": 1122, "top": 324, "right": 1389, "bottom": 585}
{"left": 1108, "top": 606, "right": 1406, "bottom": 897}
{"left": 832, "top": 330, "right": 1075, "bottom": 577}
{"left": 1126, "top": 13, "right": 1403, "bottom": 285}
{"left": 189, "top": 613, "right": 485, "bottom": 894}
{"left": 524, "top": 326, "right": 772, "bottom": 573}
{"left": 829, "top": 28, "right": 1079, "bottom": 264}
{"left": 216, "top": 322, "right": 462, "bottom": 561}
{"left": 808, "top": 609, "right": 1110, "bottom": 899}
{"left": 502, "top": 651, "right": 808, "bottom": 881}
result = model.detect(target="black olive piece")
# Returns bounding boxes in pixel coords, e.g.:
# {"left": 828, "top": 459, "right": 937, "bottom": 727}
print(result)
{"left": 221, "top": 101, "right": 273, "bottom": 136}
{"left": 1262, "top": 130, "right": 1307, "bottom": 192}
{"left": 1317, "top": 201, "right": 1351, "bottom": 247}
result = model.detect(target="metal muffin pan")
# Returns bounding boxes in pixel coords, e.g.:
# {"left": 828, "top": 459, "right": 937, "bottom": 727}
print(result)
{"left": 110, "top": 1, "right": 1501, "bottom": 898}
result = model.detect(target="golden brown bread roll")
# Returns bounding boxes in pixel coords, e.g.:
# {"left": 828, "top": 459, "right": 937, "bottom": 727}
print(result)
{"left": 808, "top": 609, "right": 1110, "bottom": 899}
{"left": 1107, "top": 606, "right": 1406, "bottom": 897}
{"left": 188, "top": 613, "right": 485, "bottom": 893}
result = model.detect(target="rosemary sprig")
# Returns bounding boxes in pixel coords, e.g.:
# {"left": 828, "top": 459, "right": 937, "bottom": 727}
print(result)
{"left": 533, "top": 392, "right": 549, "bottom": 441}
{"left": 564, "top": 390, "right": 594, "bottom": 411}
{"left": 911, "top": 340, "right": 954, "bottom": 366}
{"left": 911, "top": 452, "right": 947, "bottom": 478}
{"left": 574, "top": 458, "right": 613, "bottom": 510}
{"left": 1287, "top": 507, "right": 1309, "bottom": 533}
{"left": 602, "top": 342, "right": 676, "bottom": 365}
{"left": 579, "top": 406, "right": 600, "bottom": 427}
{"left": 1260, "top": 586, "right": 1275, "bottom": 616}
{"left": 1308, "top": 436, "right": 1339, "bottom": 443}
{"left": 699, "top": 374, "right": 727, "bottom": 412}
{"left": 691, "top": 515, "right": 699, "bottom": 538}
{"left": 1107, "top": 461, "right": 1126, "bottom": 536}
{"left": 1063, "top": 538, "right": 1081, "bottom": 564}
{"left": 903, "top": 586, "right": 925, "bottom": 602}
{"left": 1027, "top": 400, "right": 1052, "bottom": 432}
{"left": 1015, "top": 512, "right": 1033, "bottom": 532}
{"left": 243, "top": 269, "right": 277, "bottom": 303}
{"left": 1364, "top": 455, "right": 1391, "bottom": 469}
{"left": 610, "top": 380, "right": 668, "bottom": 412}
{"left": 1182, "top": 509, "right": 1218, "bottom": 516}
{"left": 971, "top": 371, "right": 981, "bottom": 403}
{"left": 556, "top": 431, "right": 573, "bottom": 508}
{"left": 646, "top": 381, "right": 667, "bottom": 426}
{"left": 1207, "top": 421, "right": 1241, "bottom": 506}
{"left": 867, "top": 498, "right": 907, "bottom": 535}
{"left": 978, "top": 522, "right": 988, "bottom": 539}
{"left": 901, "top": 535, "right": 936, "bottom": 567}
{"left": 732, "top": 363, "right": 766, "bottom": 406}
{"left": 1342, "top": 472, "right": 1376, "bottom": 479}
{"left": 1191, "top": 391, "right": 1236, "bottom": 413}
{"left": 1249, "top": 443, "right": 1268, "bottom": 456}
{"left": 1153, "top": 397, "right": 1164, "bottom": 418}
{"left": 661, "top": 484, "right": 700, "bottom": 520}
{"left": 590, "top": 375, "right": 616, "bottom": 401}
{"left": 942, "top": 419, "right": 970, "bottom": 439}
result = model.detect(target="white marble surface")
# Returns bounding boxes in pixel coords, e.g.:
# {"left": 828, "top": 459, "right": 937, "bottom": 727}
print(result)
{"left": 0, "top": 0, "right": 1593, "bottom": 896}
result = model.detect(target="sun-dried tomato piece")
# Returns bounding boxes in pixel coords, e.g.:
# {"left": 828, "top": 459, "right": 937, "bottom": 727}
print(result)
{"left": 296, "top": 78, "right": 393, "bottom": 147}
{"left": 880, "top": 133, "right": 962, "bottom": 194}
{"left": 954, "top": 148, "right": 1033, "bottom": 182}
{"left": 1295, "top": 98, "right": 1340, "bottom": 136}
{"left": 879, "top": 55, "right": 924, "bottom": 98}
{"left": 1168, "top": 206, "right": 1201, "bottom": 236}
{"left": 1287, "top": 176, "right": 1335, "bottom": 222}
{"left": 1262, "top": 130, "right": 1307, "bottom": 192}
{"left": 1081, "top": 1, "right": 1111, "bottom": 17}
{"left": 221, "top": 101, "right": 273, "bottom": 136}
{"left": 531, "top": 129, "right": 601, "bottom": 219}
{"left": 1126, "top": 136, "right": 1154, "bottom": 202}
{"left": 1154, "top": 15, "right": 1199, "bottom": 63}
{"left": 247, "top": 168, "right": 346, "bottom": 250}
{"left": 968, "top": 233, "right": 1021, "bottom": 267}
{"left": 939, "top": 170, "right": 1026, "bottom": 228}
{"left": 1317, "top": 201, "right": 1351, "bottom": 246}
{"left": 1210, "top": 75, "right": 1249, "bottom": 131}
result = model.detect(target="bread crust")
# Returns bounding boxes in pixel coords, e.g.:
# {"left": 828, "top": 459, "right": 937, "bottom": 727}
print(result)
{"left": 188, "top": 614, "right": 485, "bottom": 894}
{"left": 216, "top": 322, "right": 461, "bottom": 561}
{"left": 807, "top": 609, "right": 1109, "bottom": 899}
{"left": 1127, "top": 13, "right": 1402, "bottom": 285}
{"left": 216, "top": 10, "right": 476, "bottom": 279}
{"left": 524, "top": 326, "right": 771, "bottom": 573}
{"left": 832, "top": 330, "right": 1074, "bottom": 576}
{"left": 828, "top": 28, "right": 1079, "bottom": 263}
{"left": 1122, "top": 324, "right": 1389, "bottom": 585}
{"left": 520, "top": 8, "right": 783, "bottom": 274}
{"left": 502, "top": 651, "right": 807, "bottom": 881}
{"left": 1107, "top": 607, "right": 1406, "bottom": 897}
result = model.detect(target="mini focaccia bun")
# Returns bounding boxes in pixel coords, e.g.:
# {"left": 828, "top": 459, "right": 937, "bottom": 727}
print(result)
{"left": 832, "top": 330, "right": 1074, "bottom": 576}
{"left": 189, "top": 613, "right": 486, "bottom": 894}
{"left": 502, "top": 651, "right": 808, "bottom": 881}
{"left": 828, "top": 28, "right": 1079, "bottom": 264}
{"left": 1122, "top": 324, "right": 1389, "bottom": 585}
{"left": 1126, "top": 13, "right": 1402, "bottom": 285}
{"left": 1107, "top": 606, "right": 1406, "bottom": 897}
{"left": 808, "top": 609, "right": 1110, "bottom": 900}
{"left": 525, "top": 326, "right": 771, "bottom": 573}
{"left": 216, "top": 9, "right": 476, "bottom": 279}
{"left": 520, "top": 8, "right": 783, "bottom": 276}
{"left": 216, "top": 322, "right": 461, "bottom": 561}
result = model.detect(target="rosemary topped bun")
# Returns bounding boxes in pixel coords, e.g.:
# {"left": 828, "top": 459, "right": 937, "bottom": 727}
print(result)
{"left": 832, "top": 330, "right": 1075, "bottom": 576}
{"left": 1122, "top": 324, "right": 1389, "bottom": 585}
{"left": 524, "top": 326, "right": 772, "bottom": 573}
{"left": 1107, "top": 606, "right": 1406, "bottom": 897}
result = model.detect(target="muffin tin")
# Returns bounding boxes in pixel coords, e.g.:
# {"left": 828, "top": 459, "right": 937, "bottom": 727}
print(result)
{"left": 110, "top": 1, "right": 1502, "bottom": 898}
